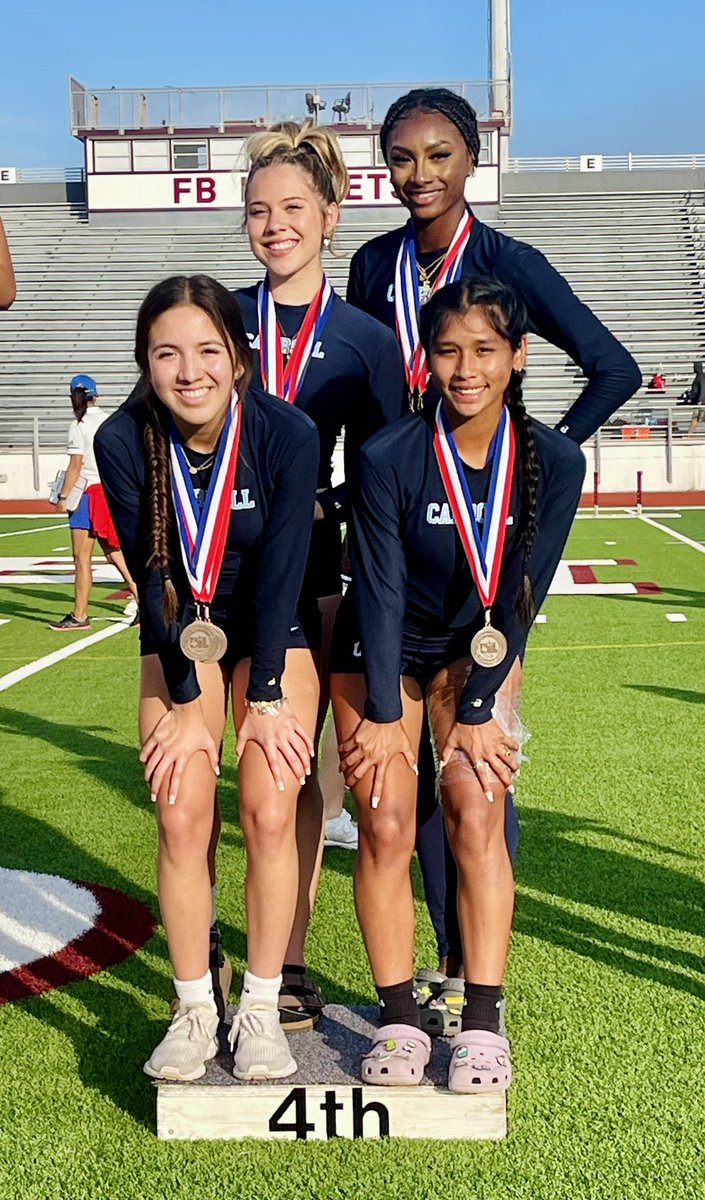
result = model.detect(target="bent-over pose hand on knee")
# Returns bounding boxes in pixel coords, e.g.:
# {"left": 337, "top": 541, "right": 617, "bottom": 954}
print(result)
{"left": 95, "top": 275, "right": 320, "bottom": 1083}
{"left": 331, "top": 278, "right": 585, "bottom": 1092}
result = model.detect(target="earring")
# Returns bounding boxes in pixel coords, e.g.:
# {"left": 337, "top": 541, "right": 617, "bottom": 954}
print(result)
{"left": 323, "top": 235, "right": 331, "bottom": 250}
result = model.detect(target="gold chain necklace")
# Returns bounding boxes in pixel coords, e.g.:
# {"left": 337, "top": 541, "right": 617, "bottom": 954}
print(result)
{"left": 417, "top": 251, "right": 447, "bottom": 290}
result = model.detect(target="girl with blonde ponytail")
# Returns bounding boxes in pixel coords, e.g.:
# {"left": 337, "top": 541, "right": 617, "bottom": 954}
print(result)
{"left": 229, "top": 120, "right": 407, "bottom": 1030}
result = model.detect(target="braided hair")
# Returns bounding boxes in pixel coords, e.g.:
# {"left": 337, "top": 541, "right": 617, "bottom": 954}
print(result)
{"left": 134, "top": 274, "right": 253, "bottom": 623}
{"left": 419, "top": 278, "right": 539, "bottom": 627}
{"left": 380, "top": 88, "right": 480, "bottom": 167}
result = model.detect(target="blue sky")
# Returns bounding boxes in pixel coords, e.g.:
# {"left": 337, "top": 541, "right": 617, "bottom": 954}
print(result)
{"left": 1, "top": 0, "right": 703, "bottom": 166}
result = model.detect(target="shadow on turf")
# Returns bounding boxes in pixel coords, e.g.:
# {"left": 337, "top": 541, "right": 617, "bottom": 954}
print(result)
{"left": 516, "top": 806, "right": 705, "bottom": 1001}
{"left": 0, "top": 585, "right": 126, "bottom": 622}
{"left": 624, "top": 683, "right": 705, "bottom": 705}
{"left": 595, "top": 585, "right": 705, "bottom": 613}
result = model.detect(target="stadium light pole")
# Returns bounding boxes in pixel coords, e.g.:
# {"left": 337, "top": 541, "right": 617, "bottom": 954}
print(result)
{"left": 490, "top": 0, "right": 511, "bottom": 171}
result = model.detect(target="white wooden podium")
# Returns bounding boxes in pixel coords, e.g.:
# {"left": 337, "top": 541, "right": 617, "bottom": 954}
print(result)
{"left": 156, "top": 1005, "right": 507, "bottom": 1141}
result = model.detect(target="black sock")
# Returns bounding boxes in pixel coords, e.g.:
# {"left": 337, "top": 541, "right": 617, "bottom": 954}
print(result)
{"left": 462, "top": 982, "right": 503, "bottom": 1033}
{"left": 282, "top": 962, "right": 306, "bottom": 976}
{"left": 376, "top": 979, "right": 420, "bottom": 1028}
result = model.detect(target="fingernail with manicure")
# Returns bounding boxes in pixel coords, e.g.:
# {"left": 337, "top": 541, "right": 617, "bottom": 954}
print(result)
{"left": 371, "top": 796, "right": 380, "bottom": 810}
{"left": 168, "top": 796, "right": 176, "bottom": 806}
{"left": 485, "top": 791, "right": 494, "bottom": 803}
{"left": 215, "top": 766, "right": 221, "bottom": 777}
{"left": 150, "top": 793, "right": 157, "bottom": 803}
{"left": 278, "top": 782, "right": 285, "bottom": 792}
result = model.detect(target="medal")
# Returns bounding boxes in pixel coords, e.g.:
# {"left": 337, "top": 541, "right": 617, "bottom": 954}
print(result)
{"left": 433, "top": 403, "right": 515, "bottom": 668}
{"left": 470, "top": 620, "right": 508, "bottom": 668}
{"left": 394, "top": 208, "right": 474, "bottom": 400}
{"left": 169, "top": 390, "right": 243, "bottom": 663}
{"left": 180, "top": 614, "right": 229, "bottom": 663}
{"left": 257, "top": 275, "right": 334, "bottom": 402}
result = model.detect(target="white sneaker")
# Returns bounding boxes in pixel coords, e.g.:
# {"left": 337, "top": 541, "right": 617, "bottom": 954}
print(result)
{"left": 123, "top": 597, "right": 138, "bottom": 618}
{"left": 324, "top": 809, "right": 358, "bottom": 850}
{"left": 143, "top": 1003, "right": 218, "bottom": 1081}
{"left": 229, "top": 1003, "right": 297, "bottom": 1081}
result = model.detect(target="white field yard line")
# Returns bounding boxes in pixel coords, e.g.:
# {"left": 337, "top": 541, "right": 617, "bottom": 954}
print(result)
{"left": 0, "top": 524, "right": 67, "bottom": 539}
{"left": 634, "top": 512, "right": 705, "bottom": 555}
{"left": 0, "top": 621, "right": 129, "bottom": 693}
{"left": 574, "top": 511, "right": 682, "bottom": 520}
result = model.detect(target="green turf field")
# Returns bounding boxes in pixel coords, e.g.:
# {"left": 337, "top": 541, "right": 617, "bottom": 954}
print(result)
{"left": 0, "top": 511, "right": 703, "bottom": 1199}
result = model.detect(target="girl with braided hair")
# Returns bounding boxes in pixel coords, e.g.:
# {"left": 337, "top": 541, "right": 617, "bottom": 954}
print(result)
{"left": 95, "top": 274, "right": 322, "bottom": 1083}
{"left": 330, "top": 279, "right": 585, "bottom": 1091}
{"left": 347, "top": 85, "right": 640, "bottom": 979}
{"left": 230, "top": 120, "right": 406, "bottom": 1029}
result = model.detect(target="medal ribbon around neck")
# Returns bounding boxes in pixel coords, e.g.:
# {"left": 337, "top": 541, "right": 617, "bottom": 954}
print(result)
{"left": 257, "top": 275, "right": 334, "bottom": 402}
{"left": 394, "top": 208, "right": 474, "bottom": 397}
{"left": 169, "top": 389, "right": 242, "bottom": 605}
{"left": 433, "top": 402, "right": 515, "bottom": 612}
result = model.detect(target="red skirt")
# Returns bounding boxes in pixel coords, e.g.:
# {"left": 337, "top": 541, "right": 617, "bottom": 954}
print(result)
{"left": 86, "top": 483, "right": 120, "bottom": 548}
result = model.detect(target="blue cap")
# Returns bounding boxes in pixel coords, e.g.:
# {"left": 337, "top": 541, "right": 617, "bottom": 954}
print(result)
{"left": 69, "top": 374, "right": 98, "bottom": 396}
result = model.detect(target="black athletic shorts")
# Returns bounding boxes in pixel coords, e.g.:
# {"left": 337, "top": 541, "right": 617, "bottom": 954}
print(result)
{"left": 139, "top": 598, "right": 317, "bottom": 671}
{"left": 329, "top": 590, "right": 476, "bottom": 691}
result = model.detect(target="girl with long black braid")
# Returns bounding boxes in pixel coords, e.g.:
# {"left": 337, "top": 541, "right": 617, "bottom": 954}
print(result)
{"left": 347, "top": 85, "right": 640, "bottom": 978}
{"left": 95, "top": 275, "right": 321, "bottom": 1084}
{"left": 330, "top": 279, "right": 585, "bottom": 1091}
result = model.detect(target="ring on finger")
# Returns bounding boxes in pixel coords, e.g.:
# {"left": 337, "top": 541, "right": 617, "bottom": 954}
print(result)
{"left": 473, "top": 759, "right": 486, "bottom": 771}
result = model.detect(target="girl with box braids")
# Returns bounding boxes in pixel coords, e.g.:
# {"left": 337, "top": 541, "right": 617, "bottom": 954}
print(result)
{"left": 346, "top": 91, "right": 638, "bottom": 980}
{"left": 380, "top": 87, "right": 481, "bottom": 168}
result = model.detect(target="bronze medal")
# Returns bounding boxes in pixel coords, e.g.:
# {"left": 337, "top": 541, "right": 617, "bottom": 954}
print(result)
{"left": 470, "top": 624, "right": 508, "bottom": 668}
{"left": 180, "top": 618, "right": 228, "bottom": 663}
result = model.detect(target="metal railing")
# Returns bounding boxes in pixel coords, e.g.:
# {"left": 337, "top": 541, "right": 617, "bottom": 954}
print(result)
{"left": 0, "top": 167, "right": 85, "bottom": 184}
{"left": 69, "top": 77, "right": 507, "bottom": 134}
{"left": 2, "top": 401, "right": 704, "bottom": 488}
{"left": 507, "top": 153, "right": 705, "bottom": 173}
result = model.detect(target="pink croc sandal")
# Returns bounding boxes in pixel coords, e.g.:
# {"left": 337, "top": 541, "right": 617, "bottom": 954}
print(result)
{"left": 361, "top": 1023, "right": 431, "bottom": 1087}
{"left": 448, "top": 1030, "right": 512, "bottom": 1093}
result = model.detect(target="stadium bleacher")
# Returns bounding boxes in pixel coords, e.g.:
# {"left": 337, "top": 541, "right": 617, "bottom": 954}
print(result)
{"left": 1, "top": 188, "right": 704, "bottom": 447}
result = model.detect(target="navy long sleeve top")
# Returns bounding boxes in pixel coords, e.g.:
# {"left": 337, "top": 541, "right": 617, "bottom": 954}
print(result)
{"left": 351, "top": 401, "right": 585, "bottom": 725}
{"left": 234, "top": 287, "right": 407, "bottom": 523}
{"left": 346, "top": 216, "right": 641, "bottom": 444}
{"left": 95, "top": 386, "right": 319, "bottom": 706}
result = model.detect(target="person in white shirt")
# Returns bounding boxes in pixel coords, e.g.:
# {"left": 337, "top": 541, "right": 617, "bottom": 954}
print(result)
{"left": 49, "top": 374, "right": 138, "bottom": 631}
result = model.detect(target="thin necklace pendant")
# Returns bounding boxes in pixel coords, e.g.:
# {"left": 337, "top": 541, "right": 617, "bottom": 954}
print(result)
{"left": 186, "top": 452, "right": 216, "bottom": 475}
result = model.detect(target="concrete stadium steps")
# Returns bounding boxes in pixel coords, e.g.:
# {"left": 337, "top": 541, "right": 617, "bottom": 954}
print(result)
{"left": 2, "top": 190, "right": 705, "bottom": 444}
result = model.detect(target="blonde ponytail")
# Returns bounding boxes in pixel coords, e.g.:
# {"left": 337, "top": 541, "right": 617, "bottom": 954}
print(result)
{"left": 246, "top": 120, "right": 349, "bottom": 206}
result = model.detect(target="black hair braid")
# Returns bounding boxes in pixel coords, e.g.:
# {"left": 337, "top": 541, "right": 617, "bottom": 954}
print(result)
{"left": 380, "top": 87, "right": 480, "bottom": 165}
{"left": 144, "top": 394, "right": 179, "bottom": 625}
{"left": 506, "top": 370, "right": 539, "bottom": 627}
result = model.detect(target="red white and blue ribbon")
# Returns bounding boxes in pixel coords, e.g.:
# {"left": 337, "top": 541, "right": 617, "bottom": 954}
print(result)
{"left": 433, "top": 402, "right": 515, "bottom": 611}
{"left": 169, "top": 390, "right": 242, "bottom": 604}
{"left": 257, "top": 275, "right": 334, "bottom": 403}
{"left": 394, "top": 208, "right": 474, "bottom": 397}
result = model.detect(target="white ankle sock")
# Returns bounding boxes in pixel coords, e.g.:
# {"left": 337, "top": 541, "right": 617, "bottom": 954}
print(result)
{"left": 239, "top": 969, "right": 282, "bottom": 1011}
{"left": 174, "top": 970, "right": 216, "bottom": 1012}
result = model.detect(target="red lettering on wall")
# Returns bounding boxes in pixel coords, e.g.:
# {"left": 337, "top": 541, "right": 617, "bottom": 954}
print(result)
{"left": 197, "top": 177, "right": 216, "bottom": 204}
{"left": 346, "top": 173, "right": 363, "bottom": 202}
{"left": 368, "top": 172, "right": 387, "bottom": 200}
{"left": 173, "top": 177, "right": 192, "bottom": 203}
